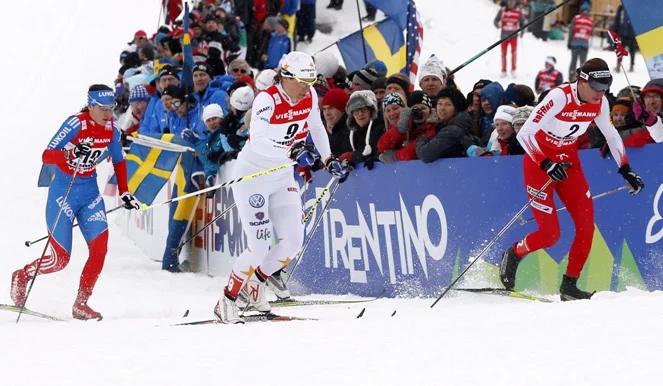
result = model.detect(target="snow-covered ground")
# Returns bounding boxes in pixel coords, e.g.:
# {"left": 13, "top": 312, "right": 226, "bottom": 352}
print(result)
{"left": 1, "top": 1, "right": 661, "bottom": 385}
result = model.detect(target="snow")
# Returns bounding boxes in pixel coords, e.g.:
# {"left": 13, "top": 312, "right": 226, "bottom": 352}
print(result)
{"left": 0, "top": 1, "right": 661, "bottom": 385}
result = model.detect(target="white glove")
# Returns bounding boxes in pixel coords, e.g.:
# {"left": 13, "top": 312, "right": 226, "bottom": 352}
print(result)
{"left": 120, "top": 192, "right": 141, "bottom": 210}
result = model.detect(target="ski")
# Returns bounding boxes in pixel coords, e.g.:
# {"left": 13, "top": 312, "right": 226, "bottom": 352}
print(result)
{"left": 269, "top": 297, "right": 379, "bottom": 308}
{"left": 0, "top": 303, "right": 64, "bottom": 321}
{"left": 173, "top": 312, "right": 317, "bottom": 326}
{"left": 453, "top": 287, "right": 554, "bottom": 303}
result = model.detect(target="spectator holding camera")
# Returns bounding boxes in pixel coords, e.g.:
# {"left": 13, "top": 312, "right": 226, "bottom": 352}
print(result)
{"left": 378, "top": 92, "right": 435, "bottom": 163}
{"left": 416, "top": 88, "right": 474, "bottom": 163}
{"left": 339, "top": 90, "right": 384, "bottom": 169}
{"left": 622, "top": 79, "right": 663, "bottom": 147}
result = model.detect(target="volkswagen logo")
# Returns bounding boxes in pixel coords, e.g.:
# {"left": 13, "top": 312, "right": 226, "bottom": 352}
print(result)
{"left": 249, "top": 194, "right": 265, "bottom": 208}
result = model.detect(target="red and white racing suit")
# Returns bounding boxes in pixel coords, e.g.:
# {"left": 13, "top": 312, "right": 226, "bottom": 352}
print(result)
{"left": 226, "top": 83, "right": 331, "bottom": 297}
{"left": 515, "top": 83, "right": 628, "bottom": 278}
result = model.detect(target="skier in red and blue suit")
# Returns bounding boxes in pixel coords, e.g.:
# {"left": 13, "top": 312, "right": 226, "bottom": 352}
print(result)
{"left": 10, "top": 84, "right": 140, "bottom": 320}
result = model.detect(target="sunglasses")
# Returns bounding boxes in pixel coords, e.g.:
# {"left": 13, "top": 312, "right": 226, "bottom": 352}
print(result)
{"left": 171, "top": 100, "right": 183, "bottom": 108}
{"left": 232, "top": 68, "right": 249, "bottom": 74}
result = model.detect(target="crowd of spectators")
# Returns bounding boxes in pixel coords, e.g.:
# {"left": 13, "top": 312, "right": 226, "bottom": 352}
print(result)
{"left": 112, "top": 1, "right": 662, "bottom": 271}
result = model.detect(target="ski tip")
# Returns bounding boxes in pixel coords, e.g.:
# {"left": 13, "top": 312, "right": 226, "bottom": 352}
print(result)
{"left": 182, "top": 309, "right": 190, "bottom": 318}
{"left": 390, "top": 310, "right": 397, "bottom": 317}
{"left": 356, "top": 308, "right": 365, "bottom": 319}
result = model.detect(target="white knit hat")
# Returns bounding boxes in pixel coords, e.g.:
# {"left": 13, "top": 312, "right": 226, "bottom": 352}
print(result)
{"left": 418, "top": 54, "right": 447, "bottom": 84}
{"left": 255, "top": 69, "right": 276, "bottom": 91}
{"left": 494, "top": 105, "right": 517, "bottom": 124}
{"left": 202, "top": 103, "right": 224, "bottom": 121}
{"left": 230, "top": 86, "right": 255, "bottom": 112}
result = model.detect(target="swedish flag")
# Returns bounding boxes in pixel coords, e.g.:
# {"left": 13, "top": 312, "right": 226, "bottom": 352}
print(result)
{"left": 337, "top": 18, "right": 405, "bottom": 75}
{"left": 125, "top": 134, "right": 182, "bottom": 205}
{"left": 622, "top": 0, "right": 663, "bottom": 61}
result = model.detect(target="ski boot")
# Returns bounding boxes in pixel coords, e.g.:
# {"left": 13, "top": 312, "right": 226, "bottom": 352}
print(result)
{"left": 559, "top": 275, "right": 594, "bottom": 301}
{"left": 499, "top": 245, "right": 520, "bottom": 291}
{"left": 266, "top": 270, "right": 291, "bottom": 301}
{"left": 72, "top": 290, "right": 103, "bottom": 320}
{"left": 236, "top": 278, "right": 271, "bottom": 313}
{"left": 214, "top": 291, "right": 244, "bottom": 324}
{"left": 10, "top": 269, "right": 29, "bottom": 306}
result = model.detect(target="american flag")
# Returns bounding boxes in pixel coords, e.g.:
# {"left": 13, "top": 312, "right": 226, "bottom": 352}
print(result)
{"left": 406, "top": 0, "right": 424, "bottom": 88}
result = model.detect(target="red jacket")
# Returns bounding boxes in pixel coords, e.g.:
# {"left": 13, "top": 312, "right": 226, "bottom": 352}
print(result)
{"left": 378, "top": 122, "right": 436, "bottom": 161}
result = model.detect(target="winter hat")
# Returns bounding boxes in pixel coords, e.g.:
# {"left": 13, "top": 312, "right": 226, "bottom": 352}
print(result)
{"left": 346, "top": 90, "right": 378, "bottom": 119}
{"left": 161, "top": 85, "right": 181, "bottom": 98}
{"left": 352, "top": 68, "right": 379, "bottom": 90}
{"left": 418, "top": 54, "right": 447, "bottom": 84}
{"left": 322, "top": 88, "right": 350, "bottom": 112}
{"left": 365, "top": 60, "right": 388, "bottom": 78}
{"left": 192, "top": 62, "right": 212, "bottom": 76}
{"left": 276, "top": 17, "right": 289, "bottom": 30}
{"left": 158, "top": 66, "right": 179, "bottom": 80}
{"left": 472, "top": 79, "right": 492, "bottom": 91}
{"left": 512, "top": 105, "right": 533, "bottom": 128}
{"left": 503, "top": 83, "right": 536, "bottom": 107}
{"left": 436, "top": 88, "right": 468, "bottom": 112}
{"left": 314, "top": 51, "right": 340, "bottom": 79}
{"left": 545, "top": 56, "right": 557, "bottom": 66}
{"left": 129, "top": 85, "right": 150, "bottom": 103}
{"left": 617, "top": 85, "right": 641, "bottom": 100}
{"left": 230, "top": 86, "right": 255, "bottom": 111}
{"left": 494, "top": 105, "right": 517, "bottom": 123}
{"left": 382, "top": 92, "right": 406, "bottom": 109}
{"left": 480, "top": 82, "right": 505, "bottom": 112}
{"left": 386, "top": 73, "right": 411, "bottom": 95}
{"left": 641, "top": 78, "right": 663, "bottom": 98}
{"left": 202, "top": 103, "right": 224, "bottom": 121}
{"left": 407, "top": 91, "right": 432, "bottom": 109}
{"left": 580, "top": 2, "right": 591, "bottom": 12}
{"left": 371, "top": 77, "right": 387, "bottom": 91}
{"left": 256, "top": 69, "right": 277, "bottom": 90}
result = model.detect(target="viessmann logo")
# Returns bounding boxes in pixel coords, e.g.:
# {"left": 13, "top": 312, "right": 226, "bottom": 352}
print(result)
{"left": 274, "top": 108, "right": 311, "bottom": 120}
{"left": 560, "top": 110, "right": 597, "bottom": 120}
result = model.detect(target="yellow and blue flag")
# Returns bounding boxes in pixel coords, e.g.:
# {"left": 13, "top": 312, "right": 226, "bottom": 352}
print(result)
{"left": 364, "top": 0, "right": 407, "bottom": 30}
{"left": 622, "top": 0, "right": 663, "bottom": 78}
{"left": 337, "top": 18, "right": 405, "bottom": 75}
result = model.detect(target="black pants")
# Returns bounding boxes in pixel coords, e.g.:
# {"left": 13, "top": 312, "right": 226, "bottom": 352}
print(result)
{"left": 296, "top": 3, "right": 316, "bottom": 39}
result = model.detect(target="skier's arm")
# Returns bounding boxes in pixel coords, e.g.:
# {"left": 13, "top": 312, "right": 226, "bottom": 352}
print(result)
{"left": 306, "top": 91, "right": 332, "bottom": 162}
{"left": 42, "top": 116, "right": 81, "bottom": 164}
{"left": 108, "top": 126, "right": 129, "bottom": 194}
{"left": 516, "top": 88, "right": 565, "bottom": 165}
{"left": 594, "top": 97, "right": 629, "bottom": 168}
{"left": 248, "top": 91, "right": 276, "bottom": 148}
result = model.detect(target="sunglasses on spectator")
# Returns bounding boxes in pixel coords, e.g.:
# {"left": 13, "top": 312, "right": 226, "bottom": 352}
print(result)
{"left": 171, "top": 100, "right": 183, "bottom": 108}
{"left": 136, "top": 36, "right": 146, "bottom": 41}
{"left": 232, "top": 68, "right": 249, "bottom": 74}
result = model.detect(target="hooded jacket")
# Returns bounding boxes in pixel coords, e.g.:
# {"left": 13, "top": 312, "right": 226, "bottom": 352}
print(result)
{"left": 416, "top": 111, "right": 474, "bottom": 163}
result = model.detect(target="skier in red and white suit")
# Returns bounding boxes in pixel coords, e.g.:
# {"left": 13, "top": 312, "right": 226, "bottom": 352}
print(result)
{"left": 499, "top": 58, "right": 644, "bottom": 301}
{"left": 214, "top": 51, "right": 351, "bottom": 323}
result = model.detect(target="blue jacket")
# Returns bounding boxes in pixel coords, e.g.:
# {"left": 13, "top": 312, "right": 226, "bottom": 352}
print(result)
{"left": 281, "top": 0, "right": 300, "bottom": 15}
{"left": 479, "top": 82, "right": 504, "bottom": 139}
{"left": 139, "top": 94, "right": 170, "bottom": 135}
{"left": 167, "top": 104, "right": 206, "bottom": 138}
{"left": 194, "top": 83, "right": 230, "bottom": 116}
{"left": 191, "top": 129, "right": 232, "bottom": 178}
{"left": 267, "top": 33, "right": 291, "bottom": 69}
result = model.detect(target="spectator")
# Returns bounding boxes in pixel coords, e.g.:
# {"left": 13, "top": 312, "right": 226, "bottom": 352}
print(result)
{"left": 503, "top": 83, "right": 536, "bottom": 107}
{"left": 350, "top": 68, "right": 379, "bottom": 92}
{"left": 197, "top": 104, "right": 236, "bottom": 195}
{"left": 221, "top": 85, "right": 255, "bottom": 150}
{"left": 122, "top": 85, "right": 152, "bottom": 138}
{"left": 365, "top": 60, "right": 388, "bottom": 78}
{"left": 192, "top": 62, "right": 230, "bottom": 114}
{"left": 416, "top": 88, "right": 473, "bottom": 163}
{"left": 167, "top": 87, "right": 204, "bottom": 138}
{"left": 419, "top": 55, "right": 447, "bottom": 98}
{"left": 371, "top": 77, "right": 387, "bottom": 111}
{"left": 297, "top": 0, "right": 317, "bottom": 43}
{"left": 512, "top": 105, "right": 533, "bottom": 133}
{"left": 227, "top": 59, "right": 252, "bottom": 80}
{"left": 494, "top": 0, "right": 523, "bottom": 77}
{"left": 139, "top": 66, "right": 180, "bottom": 135}
{"left": 386, "top": 73, "right": 410, "bottom": 99}
{"left": 130, "top": 30, "right": 157, "bottom": 57}
{"left": 265, "top": 18, "right": 291, "bottom": 69}
{"left": 467, "top": 79, "right": 492, "bottom": 132}
{"left": 321, "top": 88, "right": 352, "bottom": 156}
{"left": 378, "top": 92, "right": 435, "bottom": 163}
{"left": 567, "top": 3, "right": 593, "bottom": 81}
{"left": 611, "top": 100, "right": 630, "bottom": 128}
{"left": 340, "top": 90, "right": 385, "bottom": 169}
{"left": 201, "top": 15, "right": 241, "bottom": 65}
{"left": 612, "top": 5, "right": 637, "bottom": 73}
{"left": 534, "top": 56, "right": 563, "bottom": 94}
{"left": 478, "top": 81, "right": 505, "bottom": 145}
{"left": 468, "top": 105, "right": 524, "bottom": 156}
{"left": 623, "top": 80, "right": 663, "bottom": 147}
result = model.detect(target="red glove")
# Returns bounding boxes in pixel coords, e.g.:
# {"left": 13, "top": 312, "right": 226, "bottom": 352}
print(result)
{"left": 338, "top": 152, "right": 354, "bottom": 164}
{"left": 297, "top": 166, "right": 313, "bottom": 184}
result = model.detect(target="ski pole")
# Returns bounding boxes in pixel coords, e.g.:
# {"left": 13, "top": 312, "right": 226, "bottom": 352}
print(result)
{"left": 448, "top": 0, "right": 572, "bottom": 75}
{"left": 24, "top": 204, "right": 124, "bottom": 247}
{"left": 285, "top": 177, "right": 340, "bottom": 286}
{"left": 430, "top": 178, "right": 554, "bottom": 308}
{"left": 518, "top": 185, "right": 628, "bottom": 225}
{"left": 17, "top": 161, "right": 83, "bottom": 323}
{"left": 141, "top": 161, "right": 296, "bottom": 211}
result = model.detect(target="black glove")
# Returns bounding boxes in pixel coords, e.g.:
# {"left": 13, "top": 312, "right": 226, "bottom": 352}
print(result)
{"left": 289, "top": 142, "right": 319, "bottom": 167}
{"left": 540, "top": 159, "right": 571, "bottom": 182}
{"left": 325, "top": 157, "right": 351, "bottom": 183}
{"left": 618, "top": 164, "right": 644, "bottom": 195}
{"left": 205, "top": 175, "right": 216, "bottom": 198}
{"left": 120, "top": 192, "right": 141, "bottom": 210}
{"left": 218, "top": 150, "right": 239, "bottom": 164}
{"left": 66, "top": 142, "right": 92, "bottom": 161}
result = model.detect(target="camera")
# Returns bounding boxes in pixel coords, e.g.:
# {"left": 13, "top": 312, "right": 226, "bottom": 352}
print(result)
{"left": 411, "top": 106, "right": 425, "bottom": 120}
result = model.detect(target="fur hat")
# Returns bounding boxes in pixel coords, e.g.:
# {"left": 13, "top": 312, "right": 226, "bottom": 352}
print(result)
{"left": 322, "top": 88, "right": 350, "bottom": 112}
{"left": 494, "top": 105, "right": 517, "bottom": 123}
{"left": 437, "top": 88, "right": 468, "bottom": 112}
{"left": 346, "top": 90, "right": 378, "bottom": 119}
{"left": 418, "top": 54, "right": 447, "bottom": 84}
